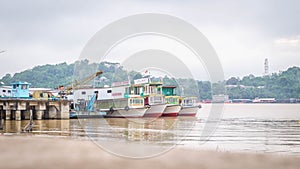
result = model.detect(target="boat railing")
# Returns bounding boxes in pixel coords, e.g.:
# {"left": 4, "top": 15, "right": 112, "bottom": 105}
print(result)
{"left": 181, "top": 97, "right": 198, "bottom": 107}
{"left": 165, "top": 96, "right": 180, "bottom": 105}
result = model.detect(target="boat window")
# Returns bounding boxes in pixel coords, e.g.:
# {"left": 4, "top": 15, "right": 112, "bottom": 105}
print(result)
{"left": 157, "top": 87, "right": 162, "bottom": 94}
{"left": 94, "top": 91, "right": 99, "bottom": 94}
{"left": 139, "top": 87, "right": 143, "bottom": 94}
{"left": 107, "top": 90, "right": 112, "bottom": 93}
{"left": 133, "top": 87, "right": 140, "bottom": 95}
{"left": 2, "top": 90, "right": 5, "bottom": 92}
{"left": 183, "top": 98, "right": 196, "bottom": 106}
{"left": 125, "top": 87, "right": 130, "bottom": 94}
{"left": 81, "top": 91, "right": 86, "bottom": 95}
{"left": 150, "top": 86, "right": 154, "bottom": 94}
{"left": 130, "top": 98, "right": 142, "bottom": 105}
{"left": 21, "top": 85, "right": 27, "bottom": 89}
{"left": 8, "top": 90, "right": 11, "bottom": 93}
{"left": 150, "top": 96, "right": 163, "bottom": 104}
{"left": 167, "top": 97, "right": 178, "bottom": 103}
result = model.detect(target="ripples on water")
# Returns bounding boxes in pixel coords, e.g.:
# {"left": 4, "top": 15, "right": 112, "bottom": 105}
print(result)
{"left": 1, "top": 104, "right": 300, "bottom": 156}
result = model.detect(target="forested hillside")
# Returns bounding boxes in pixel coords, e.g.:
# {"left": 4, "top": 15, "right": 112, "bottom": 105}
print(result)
{"left": 0, "top": 61, "right": 299, "bottom": 100}
{"left": 225, "top": 67, "right": 300, "bottom": 99}
{"left": 0, "top": 62, "right": 74, "bottom": 88}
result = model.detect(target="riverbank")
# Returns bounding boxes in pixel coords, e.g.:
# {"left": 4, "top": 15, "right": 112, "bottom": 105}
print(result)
{"left": 0, "top": 136, "right": 299, "bottom": 169}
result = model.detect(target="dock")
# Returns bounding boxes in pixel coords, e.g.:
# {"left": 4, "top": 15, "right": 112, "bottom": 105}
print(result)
{"left": 0, "top": 99, "right": 70, "bottom": 120}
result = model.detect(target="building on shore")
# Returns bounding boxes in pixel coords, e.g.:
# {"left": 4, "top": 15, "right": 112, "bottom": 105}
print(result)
{"left": 212, "top": 94, "right": 229, "bottom": 103}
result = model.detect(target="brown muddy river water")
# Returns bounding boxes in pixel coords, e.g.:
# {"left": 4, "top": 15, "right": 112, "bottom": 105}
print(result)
{"left": 1, "top": 104, "right": 300, "bottom": 157}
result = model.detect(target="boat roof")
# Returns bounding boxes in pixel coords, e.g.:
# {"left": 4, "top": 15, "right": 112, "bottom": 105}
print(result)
{"left": 11, "top": 82, "right": 30, "bottom": 85}
{"left": 29, "top": 88, "right": 52, "bottom": 91}
{"left": 131, "top": 84, "right": 144, "bottom": 87}
{"left": 165, "top": 95, "right": 180, "bottom": 98}
{"left": 162, "top": 85, "right": 177, "bottom": 88}
{"left": 149, "top": 82, "right": 163, "bottom": 86}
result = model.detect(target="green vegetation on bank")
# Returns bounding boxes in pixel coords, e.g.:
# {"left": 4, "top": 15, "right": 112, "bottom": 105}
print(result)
{"left": 0, "top": 60, "right": 299, "bottom": 100}
{"left": 225, "top": 66, "right": 300, "bottom": 99}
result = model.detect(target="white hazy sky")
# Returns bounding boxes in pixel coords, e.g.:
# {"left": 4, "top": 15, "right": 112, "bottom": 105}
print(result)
{"left": 0, "top": 0, "right": 300, "bottom": 79}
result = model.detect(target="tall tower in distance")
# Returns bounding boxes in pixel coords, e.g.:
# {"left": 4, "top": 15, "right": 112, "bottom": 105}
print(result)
{"left": 264, "top": 58, "right": 269, "bottom": 76}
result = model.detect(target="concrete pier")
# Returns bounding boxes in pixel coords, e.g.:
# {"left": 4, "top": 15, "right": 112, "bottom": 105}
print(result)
{"left": 15, "top": 110, "right": 21, "bottom": 121}
{"left": 5, "top": 110, "right": 11, "bottom": 120}
{"left": 0, "top": 99, "right": 70, "bottom": 120}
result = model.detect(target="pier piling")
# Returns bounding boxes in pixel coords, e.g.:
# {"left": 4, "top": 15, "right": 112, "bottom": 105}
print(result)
{"left": 0, "top": 99, "right": 70, "bottom": 120}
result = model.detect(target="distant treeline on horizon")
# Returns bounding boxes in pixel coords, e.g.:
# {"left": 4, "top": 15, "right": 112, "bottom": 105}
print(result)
{"left": 0, "top": 60, "right": 299, "bottom": 100}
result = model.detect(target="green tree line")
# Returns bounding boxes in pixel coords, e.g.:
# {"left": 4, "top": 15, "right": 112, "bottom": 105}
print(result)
{"left": 1, "top": 61, "right": 299, "bottom": 99}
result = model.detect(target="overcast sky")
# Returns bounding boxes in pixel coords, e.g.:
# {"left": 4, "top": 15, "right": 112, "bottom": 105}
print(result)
{"left": 0, "top": 0, "right": 300, "bottom": 80}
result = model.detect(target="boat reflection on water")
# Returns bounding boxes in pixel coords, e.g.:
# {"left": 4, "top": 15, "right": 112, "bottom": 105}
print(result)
{"left": 1, "top": 116, "right": 198, "bottom": 146}
{"left": 78, "top": 117, "right": 198, "bottom": 144}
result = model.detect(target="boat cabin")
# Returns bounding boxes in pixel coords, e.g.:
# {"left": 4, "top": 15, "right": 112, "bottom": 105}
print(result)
{"left": 162, "top": 86, "right": 180, "bottom": 105}
{"left": 10, "top": 82, "right": 30, "bottom": 98}
{"left": 162, "top": 86, "right": 177, "bottom": 96}
{"left": 165, "top": 95, "right": 180, "bottom": 105}
{"left": 144, "top": 82, "right": 162, "bottom": 95}
{"left": 128, "top": 97, "right": 144, "bottom": 108}
{"left": 127, "top": 78, "right": 165, "bottom": 106}
{"left": 127, "top": 82, "right": 163, "bottom": 96}
{"left": 0, "top": 86, "right": 11, "bottom": 97}
{"left": 181, "top": 97, "right": 198, "bottom": 107}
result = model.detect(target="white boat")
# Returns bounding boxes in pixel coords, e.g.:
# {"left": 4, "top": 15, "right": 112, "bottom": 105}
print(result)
{"left": 163, "top": 104, "right": 181, "bottom": 117}
{"left": 103, "top": 97, "right": 148, "bottom": 118}
{"left": 178, "top": 106, "right": 199, "bottom": 116}
{"left": 178, "top": 97, "right": 200, "bottom": 116}
{"left": 144, "top": 103, "right": 167, "bottom": 117}
{"left": 127, "top": 78, "right": 167, "bottom": 118}
{"left": 73, "top": 83, "right": 148, "bottom": 118}
{"left": 95, "top": 96, "right": 148, "bottom": 118}
{"left": 105, "top": 107, "right": 148, "bottom": 118}
{"left": 143, "top": 93, "right": 166, "bottom": 117}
